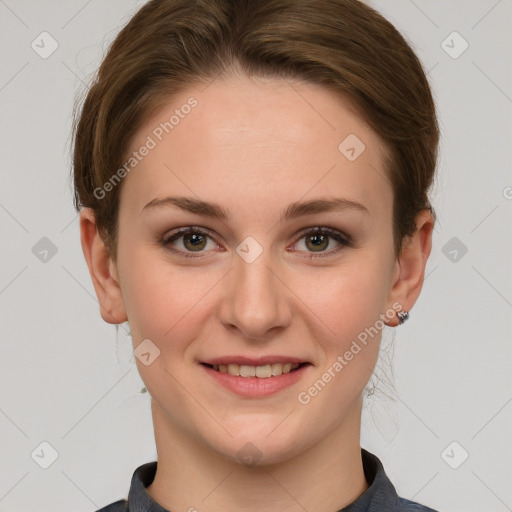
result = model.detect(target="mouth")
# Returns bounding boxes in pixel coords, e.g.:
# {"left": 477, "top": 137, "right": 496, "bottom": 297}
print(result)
{"left": 199, "top": 357, "right": 312, "bottom": 397}
{"left": 201, "top": 361, "right": 311, "bottom": 378}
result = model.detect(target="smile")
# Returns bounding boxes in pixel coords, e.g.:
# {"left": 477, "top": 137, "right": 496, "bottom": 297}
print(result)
{"left": 200, "top": 361, "right": 312, "bottom": 398}
{"left": 203, "top": 362, "right": 307, "bottom": 378}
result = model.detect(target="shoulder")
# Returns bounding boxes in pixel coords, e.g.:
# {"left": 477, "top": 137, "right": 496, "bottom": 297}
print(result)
{"left": 95, "top": 499, "right": 129, "bottom": 511}
{"left": 398, "top": 496, "right": 440, "bottom": 511}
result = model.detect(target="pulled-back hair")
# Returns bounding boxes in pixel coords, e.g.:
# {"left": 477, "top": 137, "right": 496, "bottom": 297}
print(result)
{"left": 71, "top": 0, "right": 439, "bottom": 263}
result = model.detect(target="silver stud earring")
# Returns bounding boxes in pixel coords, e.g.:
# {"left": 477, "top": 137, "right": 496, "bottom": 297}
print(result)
{"left": 397, "top": 311, "right": 409, "bottom": 325}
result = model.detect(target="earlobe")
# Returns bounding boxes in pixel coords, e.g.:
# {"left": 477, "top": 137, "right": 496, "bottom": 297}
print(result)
{"left": 385, "top": 209, "right": 434, "bottom": 327}
{"left": 79, "top": 208, "right": 127, "bottom": 325}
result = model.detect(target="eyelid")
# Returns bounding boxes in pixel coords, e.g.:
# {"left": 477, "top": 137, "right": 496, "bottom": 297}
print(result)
{"left": 292, "top": 226, "right": 352, "bottom": 246}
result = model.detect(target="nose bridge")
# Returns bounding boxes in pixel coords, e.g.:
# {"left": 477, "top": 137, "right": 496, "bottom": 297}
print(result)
{"left": 220, "top": 238, "right": 290, "bottom": 338}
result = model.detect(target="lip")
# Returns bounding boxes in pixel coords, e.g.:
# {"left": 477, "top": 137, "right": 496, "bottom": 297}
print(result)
{"left": 201, "top": 355, "right": 309, "bottom": 366}
{"left": 200, "top": 362, "right": 312, "bottom": 398}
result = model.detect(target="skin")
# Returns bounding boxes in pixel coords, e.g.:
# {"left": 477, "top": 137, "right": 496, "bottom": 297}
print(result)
{"left": 80, "top": 72, "right": 433, "bottom": 512}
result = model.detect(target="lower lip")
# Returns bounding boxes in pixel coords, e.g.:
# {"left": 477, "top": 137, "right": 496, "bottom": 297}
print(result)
{"left": 201, "top": 363, "right": 311, "bottom": 398}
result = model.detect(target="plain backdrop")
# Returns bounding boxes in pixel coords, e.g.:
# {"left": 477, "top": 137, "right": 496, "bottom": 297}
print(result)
{"left": 0, "top": 1, "right": 511, "bottom": 511}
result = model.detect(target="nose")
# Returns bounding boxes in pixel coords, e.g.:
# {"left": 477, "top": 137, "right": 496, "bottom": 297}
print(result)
{"left": 218, "top": 245, "right": 292, "bottom": 341}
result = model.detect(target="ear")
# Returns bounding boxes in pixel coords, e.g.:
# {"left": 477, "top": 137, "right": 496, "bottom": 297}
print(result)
{"left": 79, "top": 208, "right": 128, "bottom": 325}
{"left": 385, "top": 209, "right": 434, "bottom": 327}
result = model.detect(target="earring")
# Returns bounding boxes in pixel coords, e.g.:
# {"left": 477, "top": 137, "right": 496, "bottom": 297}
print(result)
{"left": 397, "top": 311, "right": 409, "bottom": 325}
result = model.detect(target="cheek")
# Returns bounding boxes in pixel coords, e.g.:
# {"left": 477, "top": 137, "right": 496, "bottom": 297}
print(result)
{"left": 293, "top": 257, "right": 388, "bottom": 397}
{"left": 120, "top": 253, "right": 210, "bottom": 411}
{"left": 297, "top": 257, "right": 387, "bottom": 338}
{"left": 119, "top": 247, "right": 218, "bottom": 349}
{"left": 296, "top": 266, "right": 385, "bottom": 408}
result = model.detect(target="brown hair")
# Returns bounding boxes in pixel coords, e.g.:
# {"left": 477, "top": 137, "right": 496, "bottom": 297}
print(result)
{"left": 71, "top": 0, "right": 439, "bottom": 264}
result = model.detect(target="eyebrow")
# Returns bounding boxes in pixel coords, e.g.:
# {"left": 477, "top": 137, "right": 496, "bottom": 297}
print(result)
{"left": 141, "top": 195, "right": 369, "bottom": 220}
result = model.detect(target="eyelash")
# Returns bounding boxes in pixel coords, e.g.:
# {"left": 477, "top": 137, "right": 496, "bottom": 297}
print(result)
{"left": 159, "top": 226, "right": 352, "bottom": 259}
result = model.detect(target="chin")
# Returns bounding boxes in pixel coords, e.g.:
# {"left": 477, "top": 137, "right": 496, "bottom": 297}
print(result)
{"left": 205, "top": 428, "right": 308, "bottom": 468}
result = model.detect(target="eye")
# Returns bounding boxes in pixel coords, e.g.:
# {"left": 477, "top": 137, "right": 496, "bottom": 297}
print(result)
{"left": 160, "top": 227, "right": 219, "bottom": 258}
{"left": 290, "top": 227, "right": 351, "bottom": 258}
{"left": 160, "top": 225, "right": 351, "bottom": 259}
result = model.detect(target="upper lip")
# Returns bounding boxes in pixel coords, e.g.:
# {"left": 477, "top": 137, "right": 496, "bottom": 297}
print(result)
{"left": 201, "top": 355, "right": 309, "bottom": 366}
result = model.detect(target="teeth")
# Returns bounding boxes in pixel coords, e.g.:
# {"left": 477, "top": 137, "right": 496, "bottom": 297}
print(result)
{"left": 213, "top": 362, "right": 301, "bottom": 378}
{"left": 256, "top": 365, "right": 272, "bottom": 378}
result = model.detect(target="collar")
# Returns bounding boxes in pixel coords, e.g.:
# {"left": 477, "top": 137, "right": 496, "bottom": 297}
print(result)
{"left": 339, "top": 448, "right": 401, "bottom": 511}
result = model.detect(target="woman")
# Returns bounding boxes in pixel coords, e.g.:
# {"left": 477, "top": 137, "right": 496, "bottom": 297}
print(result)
{"left": 72, "top": 0, "right": 440, "bottom": 510}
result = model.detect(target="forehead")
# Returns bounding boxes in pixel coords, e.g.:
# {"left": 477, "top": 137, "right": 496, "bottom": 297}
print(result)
{"left": 119, "top": 75, "right": 392, "bottom": 221}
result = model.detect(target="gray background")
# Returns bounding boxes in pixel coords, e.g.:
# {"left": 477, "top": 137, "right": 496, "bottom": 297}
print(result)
{"left": 0, "top": 0, "right": 511, "bottom": 511}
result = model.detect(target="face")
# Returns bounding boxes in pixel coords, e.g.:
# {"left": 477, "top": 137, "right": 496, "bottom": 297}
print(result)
{"left": 94, "top": 74, "right": 407, "bottom": 464}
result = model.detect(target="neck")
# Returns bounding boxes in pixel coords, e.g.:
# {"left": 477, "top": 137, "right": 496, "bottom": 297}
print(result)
{"left": 146, "top": 397, "right": 368, "bottom": 512}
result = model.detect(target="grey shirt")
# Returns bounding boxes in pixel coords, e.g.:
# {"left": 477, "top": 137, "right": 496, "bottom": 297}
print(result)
{"left": 96, "top": 448, "right": 439, "bottom": 511}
